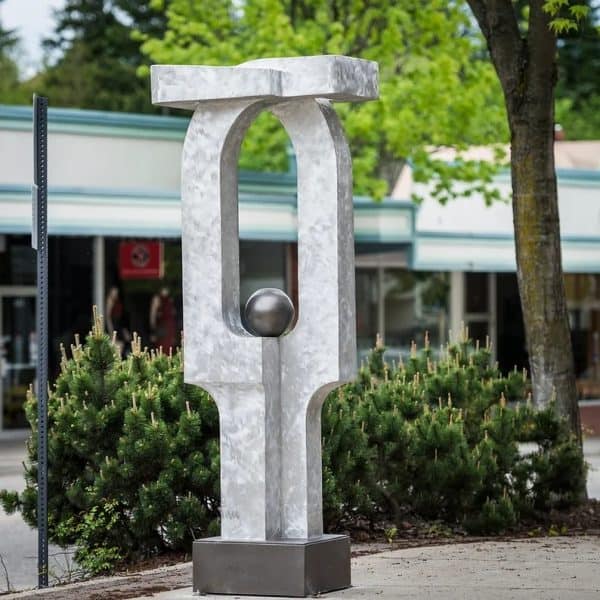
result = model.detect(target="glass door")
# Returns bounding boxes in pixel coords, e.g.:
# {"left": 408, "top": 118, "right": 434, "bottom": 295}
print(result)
{"left": 0, "top": 290, "right": 36, "bottom": 429}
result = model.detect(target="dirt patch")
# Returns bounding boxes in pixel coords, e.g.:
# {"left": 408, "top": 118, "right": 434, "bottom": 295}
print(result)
{"left": 342, "top": 498, "right": 600, "bottom": 549}
{"left": 114, "top": 552, "right": 190, "bottom": 576}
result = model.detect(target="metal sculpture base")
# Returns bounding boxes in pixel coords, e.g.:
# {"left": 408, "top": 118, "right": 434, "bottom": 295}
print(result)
{"left": 193, "top": 534, "right": 351, "bottom": 597}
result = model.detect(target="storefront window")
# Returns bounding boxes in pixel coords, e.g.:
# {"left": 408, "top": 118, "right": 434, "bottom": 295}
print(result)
{"left": 496, "top": 273, "right": 527, "bottom": 373}
{"left": 105, "top": 238, "right": 183, "bottom": 353}
{"left": 0, "top": 235, "right": 36, "bottom": 285}
{"left": 355, "top": 268, "right": 449, "bottom": 360}
{"left": 384, "top": 270, "right": 448, "bottom": 352}
{"left": 465, "top": 272, "right": 494, "bottom": 352}
{"left": 104, "top": 239, "right": 289, "bottom": 353}
{"left": 0, "top": 235, "right": 94, "bottom": 429}
{"left": 566, "top": 274, "right": 600, "bottom": 395}
{"left": 465, "top": 272, "right": 488, "bottom": 314}
{"left": 49, "top": 236, "right": 94, "bottom": 368}
{"left": 239, "top": 242, "right": 287, "bottom": 306}
{"left": 1, "top": 295, "right": 35, "bottom": 428}
{"left": 356, "top": 269, "right": 378, "bottom": 352}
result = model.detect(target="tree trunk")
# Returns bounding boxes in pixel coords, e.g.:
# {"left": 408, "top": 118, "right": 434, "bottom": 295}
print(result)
{"left": 466, "top": 0, "right": 581, "bottom": 443}
{"left": 510, "top": 99, "right": 581, "bottom": 444}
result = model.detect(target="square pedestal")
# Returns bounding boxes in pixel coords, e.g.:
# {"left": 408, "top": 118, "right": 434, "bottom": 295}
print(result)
{"left": 193, "top": 534, "right": 351, "bottom": 597}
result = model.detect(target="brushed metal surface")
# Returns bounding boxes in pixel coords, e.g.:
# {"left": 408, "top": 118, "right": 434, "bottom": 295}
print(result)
{"left": 193, "top": 534, "right": 351, "bottom": 597}
{"left": 151, "top": 56, "right": 378, "bottom": 544}
{"left": 151, "top": 55, "right": 378, "bottom": 109}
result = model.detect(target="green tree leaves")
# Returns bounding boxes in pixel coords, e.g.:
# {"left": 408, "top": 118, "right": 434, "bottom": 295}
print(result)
{"left": 543, "top": 0, "right": 590, "bottom": 32}
{"left": 0, "top": 0, "right": 29, "bottom": 105}
{"left": 34, "top": 0, "right": 166, "bottom": 112}
{"left": 140, "top": 0, "right": 508, "bottom": 200}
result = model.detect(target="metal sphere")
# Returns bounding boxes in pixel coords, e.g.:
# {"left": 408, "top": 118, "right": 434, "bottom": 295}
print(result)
{"left": 244, "top": 288, "right": 295, "bottom": 337}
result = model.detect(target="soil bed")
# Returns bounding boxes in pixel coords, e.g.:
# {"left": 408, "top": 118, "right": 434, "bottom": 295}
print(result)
{"left": 345, "top": 498, "right": 600, "bottom": 554}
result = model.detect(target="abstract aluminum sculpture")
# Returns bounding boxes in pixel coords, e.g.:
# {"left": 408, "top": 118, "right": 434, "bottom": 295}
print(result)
{"left": 151, "top": 55, "right": 379, "bottom": 597}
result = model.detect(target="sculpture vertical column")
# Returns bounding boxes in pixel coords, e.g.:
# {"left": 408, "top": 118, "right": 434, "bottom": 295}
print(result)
{"left": 181, "top": 99, "right": 283, "bottom": 540}
{"left": 272, "top": 99, "right": 356, "bottom": 539}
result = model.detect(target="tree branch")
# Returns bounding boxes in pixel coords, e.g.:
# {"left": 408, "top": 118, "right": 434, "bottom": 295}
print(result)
{"left": 527, "top": 0, "right": 558, "bottom": 97}
{"left": 466, "top": 0, "right": 524, "bottom": 97}
{"left": 465, "top": 0, "right": 488, "bottom": 31}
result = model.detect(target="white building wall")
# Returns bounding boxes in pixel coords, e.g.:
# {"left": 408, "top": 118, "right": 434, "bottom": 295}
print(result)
{"left": 412, "top": 175, "right": 600, "bottom": 273}
{"left": 0, "top": 129, "right": 183, "bottom": 191}
{"left": 414, "top": 176, "right": 600, "bottom": 239}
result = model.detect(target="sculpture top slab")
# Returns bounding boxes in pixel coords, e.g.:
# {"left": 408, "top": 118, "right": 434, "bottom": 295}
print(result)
{"left": 151, "top": 55, "right": 379, "bottom": 109}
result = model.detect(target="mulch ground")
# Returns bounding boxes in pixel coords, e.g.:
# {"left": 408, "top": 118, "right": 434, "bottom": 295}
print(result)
{"left": 344, "top": 498, "right": 600, "bottom": 554}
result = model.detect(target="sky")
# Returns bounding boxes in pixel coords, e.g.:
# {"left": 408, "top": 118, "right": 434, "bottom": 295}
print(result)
{"left": 1, "top": 0, "right": 65, "bottom": 76}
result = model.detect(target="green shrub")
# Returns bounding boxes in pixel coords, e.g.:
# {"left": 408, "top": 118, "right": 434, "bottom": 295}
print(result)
{"left": 0, "top": 318, "right": 587, "bottom": 573}
{"left": 1, "top": 315, "right": 220, "bottom": 574}
{"left": 321, "top": 335, "right": 587, "bottom": 533}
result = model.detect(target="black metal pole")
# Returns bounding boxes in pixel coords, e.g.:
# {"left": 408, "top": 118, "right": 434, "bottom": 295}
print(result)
{"left": 33, "top": 94, "right": 49, "bottom": 589}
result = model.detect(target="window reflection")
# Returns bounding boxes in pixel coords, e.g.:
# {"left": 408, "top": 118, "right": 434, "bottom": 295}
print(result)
{"left": 384, "top": 270, "right": 448, "bottom": 352}
{"left": 356, "top": 269, "right": 378, "bottom": 351}
{"left": 566, "top": 274, "right": 600, "bottom": 397}
{"left": 355, "top": 268, "right": 449, "bottom": 360}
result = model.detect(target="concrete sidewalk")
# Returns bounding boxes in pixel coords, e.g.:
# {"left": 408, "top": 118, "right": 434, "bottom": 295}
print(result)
{"left": 137, "top": 537, "right": 600, "bottom": 600}
{"left": 0, "top": 433, "right": 75, "bottom": 592}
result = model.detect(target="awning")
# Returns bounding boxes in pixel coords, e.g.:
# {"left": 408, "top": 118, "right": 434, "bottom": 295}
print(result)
{"left": 0, "top": 184, "right": 415, "bottom": 244}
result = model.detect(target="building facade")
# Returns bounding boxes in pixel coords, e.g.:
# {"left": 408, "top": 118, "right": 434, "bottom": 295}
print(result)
{"left": 0, "top": 104, "right": 599, "bottom": 429}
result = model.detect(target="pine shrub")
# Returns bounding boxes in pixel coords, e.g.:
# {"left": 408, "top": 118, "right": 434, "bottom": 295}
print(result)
{"left": 0, "top": 318, "right": 587, "bottom": 573}
{"left": 322, "top": 333, "right": 587, "bottom": 533}
{"left": 1, "top": 313, "right": 220, "bottom": 574}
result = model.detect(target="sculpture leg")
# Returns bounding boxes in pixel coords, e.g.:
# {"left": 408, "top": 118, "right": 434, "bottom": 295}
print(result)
{"left": 280, "top": 387, "right": 338, "bottom": 539}
{"left": 211, "top": 338, "right": 281, "bottom": 540}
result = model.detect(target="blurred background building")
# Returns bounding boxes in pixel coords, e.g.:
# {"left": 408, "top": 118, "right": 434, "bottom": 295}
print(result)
{"left": 0, "top": 104, "right": 599, "bottom": 430}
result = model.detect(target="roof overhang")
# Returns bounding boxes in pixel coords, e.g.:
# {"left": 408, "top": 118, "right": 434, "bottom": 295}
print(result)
{"left": 0, "top": 185, "right": 414, "bottom": 244}
{"left": 414, "top": 232, "right": 600, "bottom": 273}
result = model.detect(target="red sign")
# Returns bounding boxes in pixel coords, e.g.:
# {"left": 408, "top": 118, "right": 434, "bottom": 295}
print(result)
{"left": 119, "top": 241, "right": 164, "bottom": 279}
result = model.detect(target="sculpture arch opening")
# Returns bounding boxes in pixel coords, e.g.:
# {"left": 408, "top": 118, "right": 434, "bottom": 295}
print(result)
{"left": 234, "top": 110, "right": 299, "bottom": 335}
